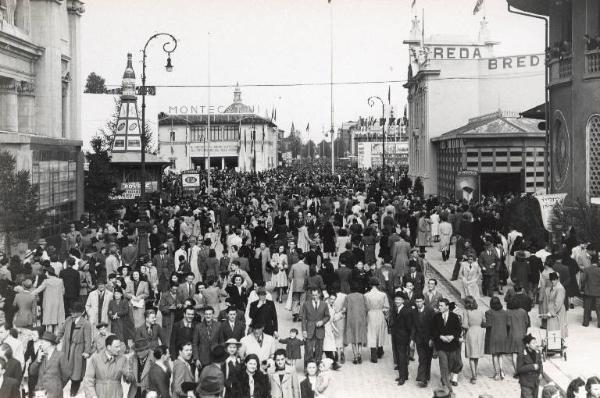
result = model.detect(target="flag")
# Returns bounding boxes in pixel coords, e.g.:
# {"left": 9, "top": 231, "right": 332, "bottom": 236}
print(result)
{"left": 411, "top": 0, "right": 416, "bottom": 8}
{"left": 274, "top": 108, "right": 277, "bottom": 122}
{"left": 388, "top": 85, "right": 391, "bottom": 104}
{"left": 473, "top": 0, "right": 484, "bottom": 15}
{"left": 306, "top": 123, "right": 310, "bottom": 132}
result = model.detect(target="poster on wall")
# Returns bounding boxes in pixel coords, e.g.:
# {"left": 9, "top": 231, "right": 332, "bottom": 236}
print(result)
{"left": 535, "top": 193, "right": 567, "bottom": 231}
{"left": 455, "top": 170, "right": 480, "bottom": 203}
{"left": 181, "top": 173, "right": 201, "bottom": 189}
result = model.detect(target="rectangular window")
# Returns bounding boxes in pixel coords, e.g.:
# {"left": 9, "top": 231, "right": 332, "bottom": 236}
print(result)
{"left": 511, "top": 161, "right": 522, "bottom": 167}
{"left": 510, "top": 151, "right": 522, "bottom": 157}
{"left": 481, "top": 161, "right": 493, "bottom": 167}
{"left": 496, "top": 151, "right": 508, "bottom": 157}
{"left": 210, "top": 126, "right": 220, "bottom": 141}
{"left": 190, "top": 126, "right": 206, "bottom": 142}
{"left": 496, "top": 161, "right": 507, "bottom": 167}
{"left": 481, "top": 151, "right": 493, "bottom": 157}
{"left": 466, "top": 162, "right": 478, "bottom": 167}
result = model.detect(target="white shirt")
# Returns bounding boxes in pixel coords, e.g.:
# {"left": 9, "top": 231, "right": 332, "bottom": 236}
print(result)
{"left": 5, "top": 335, "right": 24, "bottom": 368}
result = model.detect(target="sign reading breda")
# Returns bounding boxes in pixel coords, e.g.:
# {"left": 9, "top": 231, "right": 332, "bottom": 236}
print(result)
{"left": 425, "top": 45, "right": 542, "bottom": 70}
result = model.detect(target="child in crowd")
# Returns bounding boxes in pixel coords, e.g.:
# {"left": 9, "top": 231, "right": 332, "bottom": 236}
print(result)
{"left": 278, "top": 328, "right": 304, "bottom": 368}
{"left": 316, "top": 357, "right": 334, "bottom": 398}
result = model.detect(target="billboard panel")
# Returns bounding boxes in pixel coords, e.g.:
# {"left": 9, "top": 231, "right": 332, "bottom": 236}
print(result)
{"left": 455, "top": 170, "right": 480, "bottom": 203}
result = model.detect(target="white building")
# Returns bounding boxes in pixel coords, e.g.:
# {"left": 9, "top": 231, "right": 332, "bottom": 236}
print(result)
{"left": 157, "top": 85, "right": 278, "bottom": 172}
{"left": 403, "top": 16, "right": 545, "bottom": 194}
{"left": 0, "top": 0, "right": 85, "bottom": 231}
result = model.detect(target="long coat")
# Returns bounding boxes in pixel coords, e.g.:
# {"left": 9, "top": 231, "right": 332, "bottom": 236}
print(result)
{"left": 459, "top": 261, "right": 481, "bottom": 299}
{"left": 125, "top": 280, "right": 150, "bottom": 328}
{"left": 344, "top": 292, "right": 367, "bottom": 345}
{"left": 108, "top": 299, "right": 135, "bottom": 343}
{"left": 288, "top": 261, "right": 309, "bottom": 293}
{"left": 364, "top": 288, "right": 389, "bottom": 347}
{"left": 546, "top": 282, "right": 568, "bottom": 338}
{"left": 269, "top": 367, "right": 301, "bottom": 398}
{"left": 13, "top": 290, "right": 35, "bottom": 328}
{"left": 127, "top": 354, "right": 155, "bottom": 398}
{"left": 85, "top": 289, "right": 113, "bottom": 328}
{"left": 153, "top": 253, "right": 175, "bottom": 292}
{"left": 32, "top": 276, "right": 65, "bottom": 326}
{"left": 56, "top": 315, "right": 93, "bottom": 381}
{"left": 416, "top": 217, "right": 429, "bottom": 247}
{"left": 390, "top": 240, "right": 411, "bottom": 274}
{"left": 33, "top": 349, "right": 69, "bottom": 398}
{"left": 193, "top": 320, "right": 219, "bottom": 366}
{"left": 84, "top": 350, "right": 134, "bottom": 398}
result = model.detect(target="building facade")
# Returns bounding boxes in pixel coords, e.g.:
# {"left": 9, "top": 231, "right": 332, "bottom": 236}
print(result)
{"left": 432, "top": 110, "right": 546, "bottom": 198}
{"left": 403, "top": 16, "right": 545, "bottom": 194}
{"left": 157, "top": 85, "right": 278, "bottom": 172}
{"left": 0, "top": 0, "right": 85, "bottom": 230}
{"left": 509, "top": 0, "right": 600, "bottom": 203}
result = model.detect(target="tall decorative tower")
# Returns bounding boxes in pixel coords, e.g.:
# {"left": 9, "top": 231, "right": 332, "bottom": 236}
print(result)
{"left": 112, "top": 53, "right": 142, "bottom": 152}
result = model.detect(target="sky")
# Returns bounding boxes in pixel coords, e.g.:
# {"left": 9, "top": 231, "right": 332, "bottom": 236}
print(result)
{"left": 81, "top": 0, "right": 545, "bottom": 146}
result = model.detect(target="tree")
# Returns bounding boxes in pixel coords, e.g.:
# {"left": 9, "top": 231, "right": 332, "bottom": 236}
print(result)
{"left": 84, "top": 72, "right": 107, "bottom": 94}
{"left": 501, "top": 195, "right": 547, "bottom": 248}
{"left": 84, "top": 136, "right": 122, "bottom": 222}
{"left": 413, "top": 176, "right": 424, "bottom": 197}
{"left": 0, "top": 150, "right": 43, "bottom": 254}
{"left": 551, "top": 199, "right": 600, "bottom": 245}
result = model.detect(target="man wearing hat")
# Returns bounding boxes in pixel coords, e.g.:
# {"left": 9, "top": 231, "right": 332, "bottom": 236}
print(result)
{"left": 56, "top": 301, "right": 92, "bottom": 397}
{"left": 390, "top": 290, "right": 413, "bottom": 385}
{"left": 478, "top": 238, "right": 499, "bottom": 297}
{"left": 516, "top": 334, "right": 542, "bottom": 398}
{"left": 153, "top": 244, "right": 174, "bottom": 292}
{"left": 239, "top": 319, "right": 276, "bottom": 364}
{"left": 85, "top": 279, "right": 113, "bottom": 330}
{"left": 127, "top": 339, "right": 155, "bottom": 398}
{"left": 196, "top": 345, "right": 226, "bottom": 398}
{"left": 32, "top": 331, "right": 69, "bottom": 398}
{"left": 249, "top": 287, "right": 278, "bottom": 337}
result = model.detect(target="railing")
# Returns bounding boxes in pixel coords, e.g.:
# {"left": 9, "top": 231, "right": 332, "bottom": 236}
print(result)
{"left": 549, "top": 55, "right": 572, "bottom": 84}
{"left": 586, "top": 49, "right": 600, "bottom": 75}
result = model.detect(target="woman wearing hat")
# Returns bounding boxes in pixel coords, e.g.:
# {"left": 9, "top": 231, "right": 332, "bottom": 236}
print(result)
{"left": 227, "top": 353, "right": 269, "bottom": 398}
{"left": 31, "top": 267, "right": 65, "bottom": 334}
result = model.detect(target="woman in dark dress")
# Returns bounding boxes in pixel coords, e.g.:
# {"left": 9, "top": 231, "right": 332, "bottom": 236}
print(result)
{"left": 227, "top": 354, "right": 270, "bottom": 398}
{"left": 361, "top": 227, "right": 378, "bottom": 266}
{"left": 107, "top": 287, "right": 135, "bottom": 349}
{"left": 319, "top": 259, "right": 337, "bottom": 292}
{"left": 321, "top": 217, "right": 337, "bottom": 259}
{"left": 485, "top": 296, "right": 510, "bottom": 380}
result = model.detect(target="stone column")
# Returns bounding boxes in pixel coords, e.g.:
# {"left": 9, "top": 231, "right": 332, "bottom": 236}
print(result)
{"left": 17, "top": 81, "right": 35, "bottom": 134}
{"left": 67, "top": 0, "right": 84, "bottom": 141}
{"left": 0, "top": 78, "right": 18, "bottom": 132}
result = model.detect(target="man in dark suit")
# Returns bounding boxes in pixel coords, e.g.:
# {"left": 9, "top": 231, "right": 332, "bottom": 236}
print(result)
{"left": 31, "top": 331, "right": 69, "bottom": 398}
{"left": 153, "top": 244, "right": 175, "bottom": 292}
{"left": 170, "top": 306, "right": 196, "bottom": 360}
{"left": 403, "top": 263, "right": 425, "bottom": 294}
{"left": 389, "top": 291, "right": 413, "bottom": 385}
{"left": 248, "top": 288, "right": 278, "bottom": 337}
{"left": 424, "top": 279, "right": 443, "bottom": 310}
{"left": 431, "top": 299, "right": 462, "bottom": 392}
{"left": 478, "top": 239, "right": 499, "bottom": 297}
{"left": 338, "top": 242, "right": 356, "bottom": 269}
{"left": 300, "top": 288, "right": 330, "bottom": 365}
{"left": 581, "top": 260, "right": 600, "bottom": 327}
{"left": 0, "top": 357, "right": 19, "bottom": 398}
{"left": 216, "top": 306, "right": 246, "bottom": 345}
{"left": 176, "top": 273, "right": 197, "bottom": 304}
{"left": 193, "top": 306, "right": 219, "bottom": 368}
{"left": 413, "top": 294, "right": 434, "bottom": 387}
{"left": 59, "top": 257, "right": 81, "bottom": 314}
{"left": 135, "top": 309, "right": 165, "bottom": 350}
{"left": 516, "top": 334, "right": 543, "bottom": 398}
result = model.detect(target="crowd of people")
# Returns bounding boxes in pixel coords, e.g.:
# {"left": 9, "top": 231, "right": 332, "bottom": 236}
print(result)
{"left": 0, "top": 162, "right": 597, "bottom": 398}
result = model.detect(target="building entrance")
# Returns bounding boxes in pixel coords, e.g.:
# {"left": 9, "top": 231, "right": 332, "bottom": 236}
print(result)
{"left": 480, "top": 172, "right": 523, "bottom": 196}
{"left": 191, "top": 156, "right": 239, "bottom": 170}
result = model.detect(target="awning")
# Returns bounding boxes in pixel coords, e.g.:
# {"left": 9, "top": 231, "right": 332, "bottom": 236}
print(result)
{"left": 520, "top": 103, "right": 546, "bottom": 120}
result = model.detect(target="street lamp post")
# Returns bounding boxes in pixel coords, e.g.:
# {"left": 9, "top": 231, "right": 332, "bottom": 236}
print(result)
{"left": 139, "top": 32, "right": 177, "bottom": 208}
{"left": 368, "top": 96, "right": 386, "bottom": 184}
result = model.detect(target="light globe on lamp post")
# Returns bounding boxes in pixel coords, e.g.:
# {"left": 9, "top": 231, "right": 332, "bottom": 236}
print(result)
{"left": 139, "top": 32, "right": 177, "bottom": 209}
{"left": 368, "top": 96, "right": 386, "bottom": 184}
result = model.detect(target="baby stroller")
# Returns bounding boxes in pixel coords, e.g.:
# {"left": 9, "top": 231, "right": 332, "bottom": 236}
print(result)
{"left": 537, "top": 314, "right": 567, "bottom": 361}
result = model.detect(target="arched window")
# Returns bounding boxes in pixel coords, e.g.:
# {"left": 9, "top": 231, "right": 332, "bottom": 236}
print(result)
{"left": 587, "top": 114, "right": 600, "bottom": 197}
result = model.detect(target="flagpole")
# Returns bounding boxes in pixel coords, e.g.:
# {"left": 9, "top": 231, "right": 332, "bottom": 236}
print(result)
{"left": 207, "top": 31, "right": 212, "bottom": 194}
{"left": 330, "top": 0, "right": 335, "bottom": 173}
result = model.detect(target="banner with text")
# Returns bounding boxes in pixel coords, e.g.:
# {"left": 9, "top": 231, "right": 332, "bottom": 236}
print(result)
{"left": 535, "top": 193, "right": 567, "bottom": 231}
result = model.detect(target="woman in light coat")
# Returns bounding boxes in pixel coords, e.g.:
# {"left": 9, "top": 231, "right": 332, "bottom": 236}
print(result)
{"left": 363, "top": 278, "right": 389, "bottom": 362}
{"left": 31, "top": 268, "right": 65, "bottom": 333}
{"left": 269, "top": 349, "right": 301, "bottom": 398}
{"left": 125, "top": 270, "right": 150, "bottom": 328}
{"left": 438, "top": 215, "right": 453, "bottom": 262}
{"left": 546, "top": 272, "right": 568, "bottom": 339}
{"left": 460, "top": 250, "right": 482, "bottom": 300}
{"left": 297, "top": 221, "right": 312, "bottom": 254}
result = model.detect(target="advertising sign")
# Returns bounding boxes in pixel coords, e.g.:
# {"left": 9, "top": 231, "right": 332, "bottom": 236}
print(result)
{"left": 111, "top": 181, "right": 158, "bottom": 200}
{"left": 455, "top": 170, "right": 480, "bottom": 203}
{"left": 181, "top": 173, "right": 201, "bottom": 189}
{"left": 535, "top": 193, "right": 567, "bottom": 231}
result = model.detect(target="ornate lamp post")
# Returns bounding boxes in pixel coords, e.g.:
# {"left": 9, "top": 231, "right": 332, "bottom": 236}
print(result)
{"left": 139, "top": 33, "right": 177, "bottom": 207}
{"left": 368, "top": 96, "right": 386, "bottom": 183}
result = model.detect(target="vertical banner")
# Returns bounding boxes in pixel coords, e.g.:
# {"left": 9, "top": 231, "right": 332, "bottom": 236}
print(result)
{"left": 535, "top": 193, "right": 567, "bottom": 231}
{"left": 455, "top": 170, "right": 480, "bottom": 203}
